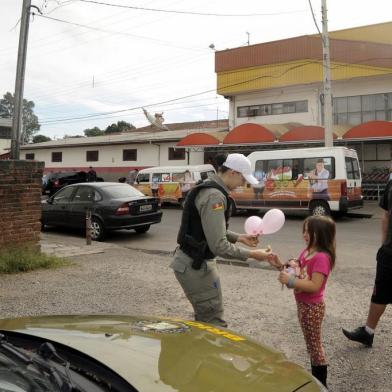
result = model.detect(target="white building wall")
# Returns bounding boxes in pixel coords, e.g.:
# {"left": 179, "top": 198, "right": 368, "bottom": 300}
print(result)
{"left": 21, "top": 141, "right": 205, "bottom": 174}
{"left": 230, "top": 84, "right": 321, "bottom": 128}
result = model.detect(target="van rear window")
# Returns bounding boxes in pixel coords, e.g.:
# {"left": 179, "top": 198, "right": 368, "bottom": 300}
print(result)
{"left": 345, "top": 157, "right": 361, "bottom": 179}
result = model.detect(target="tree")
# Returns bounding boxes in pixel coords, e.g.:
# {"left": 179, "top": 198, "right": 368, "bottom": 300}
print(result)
{"left": 33, "top": 134, "right": 51, "bottom": 143}
{"left": 0, "top": 92, "right": 40, "bottom": 143}
{"left": 105, "top": 120, "right": 135, "bottom": 134}
{"left": 84, "top": 126, "right": 104, "bottom": 137}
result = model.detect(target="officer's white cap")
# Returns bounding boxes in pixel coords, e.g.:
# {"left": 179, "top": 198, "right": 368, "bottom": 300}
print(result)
{"left": 223, "top": 154, "right": 258, "bottom": 185}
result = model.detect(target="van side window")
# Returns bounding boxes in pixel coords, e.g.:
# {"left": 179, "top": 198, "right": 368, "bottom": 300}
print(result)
{"left": 304, "top": 157, "right": 335, "bottom": 179}
{"left": 137, "top": 173, "right": 150, "bottom": 183}
{"left": 153, "top": 173, "right": 171, "bottom": 182}
{"left": 267, "top": 159, "right": 283, "bottom": 180}
{"left": 161, "top": 173, "right": 171, "bottom": 182}
{"left": 172, "top": 172, "right": 185, "bottom": 182}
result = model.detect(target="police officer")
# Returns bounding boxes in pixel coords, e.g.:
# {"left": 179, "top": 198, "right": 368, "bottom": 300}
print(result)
{"left": 170, "top": 153, "right": 281, "bottom": 327}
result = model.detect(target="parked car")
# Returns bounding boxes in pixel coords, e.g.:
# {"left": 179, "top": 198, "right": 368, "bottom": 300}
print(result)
{"left": 42, "top": 171, "right": 104, "bottom": 196}
{"left": 0, "top": 314, "right": 326, "bottom": 392}
{"left": 41, "top": 182, "right": 162, "bottom": 241}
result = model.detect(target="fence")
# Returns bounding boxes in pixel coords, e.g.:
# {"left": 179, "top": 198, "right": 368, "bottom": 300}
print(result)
{"left": 362, "top": 183, "right": 386, "bottom": 201}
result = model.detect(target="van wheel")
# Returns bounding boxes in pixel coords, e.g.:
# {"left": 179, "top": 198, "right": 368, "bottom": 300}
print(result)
{"left": 310, "top": 200, "right": 331, "bottom": 216}
{"left": 91, "top": 217, "right": 106, "bottom": 241}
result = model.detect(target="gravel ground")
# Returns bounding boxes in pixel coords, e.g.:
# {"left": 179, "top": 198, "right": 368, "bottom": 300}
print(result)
{"left": 1, "top": 247, "right": 391, "bottom": 392}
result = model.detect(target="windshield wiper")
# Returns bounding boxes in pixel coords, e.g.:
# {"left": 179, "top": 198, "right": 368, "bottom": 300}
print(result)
{"left": 0, "top": 334, "right": 78, "bottom": 391}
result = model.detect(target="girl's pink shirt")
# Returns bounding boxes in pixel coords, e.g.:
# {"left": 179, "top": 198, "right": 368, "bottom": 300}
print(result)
{"left": 294, "top": 249, "right": 331, "bottom": 304}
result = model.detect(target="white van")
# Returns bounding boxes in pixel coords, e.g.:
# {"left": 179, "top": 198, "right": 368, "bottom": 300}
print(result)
{"left": 134, "top": 164, "right": 215, "bottom": 204}
{"left": 230, "top": 147, "right": 363, "bottom": 216}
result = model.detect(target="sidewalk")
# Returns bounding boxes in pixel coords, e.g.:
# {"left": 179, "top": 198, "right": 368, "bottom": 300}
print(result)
{"left": 40, "top": 232, "right": 118, "bottom": 258}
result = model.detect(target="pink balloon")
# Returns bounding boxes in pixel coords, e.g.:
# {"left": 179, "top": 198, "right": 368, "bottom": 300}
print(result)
{"left": 262, "top": 209, "right": 285, "bottom": 234}
{"left": 244, "top": 216, "right": 263, "bottom": 235}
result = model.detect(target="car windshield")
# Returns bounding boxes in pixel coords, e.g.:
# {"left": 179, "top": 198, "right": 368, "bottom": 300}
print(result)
{"left": 104, "top": 185, "right": 145, "bottom": 198}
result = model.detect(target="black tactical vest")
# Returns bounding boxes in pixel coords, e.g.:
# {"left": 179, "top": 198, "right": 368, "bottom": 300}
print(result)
{"left": 177, "top": 180, "right": 231, "bottom": 269}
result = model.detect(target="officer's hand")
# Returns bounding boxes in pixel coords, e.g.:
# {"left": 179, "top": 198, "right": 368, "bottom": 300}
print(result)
{"left": 249, "top": 246, "right": 272, "bottom": 261}
{"left": 238, "top": 234, "right": 259, "bottom": 247}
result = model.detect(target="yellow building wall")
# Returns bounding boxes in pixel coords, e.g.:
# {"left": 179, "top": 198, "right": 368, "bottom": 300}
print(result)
{"left": 328, "top": 22, "right": 392, "bottom": 45}
{"left": 217, "top": 60, "right": 392, "bottom": 95}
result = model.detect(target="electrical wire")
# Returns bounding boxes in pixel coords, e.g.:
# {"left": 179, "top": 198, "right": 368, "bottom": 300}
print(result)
{"left": 38, "top": 57, "right": 392, "bottom": 125}
{"left": 38, "top": 60, "right": 319, "bottom": 124}
{"left": 308, "top": 0, "right": 322, "bottom": 36}
{"left": 78, "top": 0, "right": 307, "bottom": 17}
{"left": 33, "top": 13, "right": 208, "bottom": 52}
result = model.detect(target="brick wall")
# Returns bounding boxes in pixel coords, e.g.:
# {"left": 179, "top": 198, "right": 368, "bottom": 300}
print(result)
{"left": 0, "top": 160, "right": 44, "bottom": 248}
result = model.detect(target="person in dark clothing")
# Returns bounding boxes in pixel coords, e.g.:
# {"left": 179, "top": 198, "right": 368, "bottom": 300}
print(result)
{"left": 87, "top": 166, "right": 97, "bottom": 182}
{"left": 342, "top": 179, "right": 392, "bottom": 347}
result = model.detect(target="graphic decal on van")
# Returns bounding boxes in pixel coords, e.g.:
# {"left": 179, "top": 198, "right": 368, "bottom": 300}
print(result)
{"left": 230, "top": 147, "right": 363, "bottom": 215}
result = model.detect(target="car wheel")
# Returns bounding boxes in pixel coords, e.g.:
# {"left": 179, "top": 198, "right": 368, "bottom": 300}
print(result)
{"left": 310, "top": 200, "right": 331, "bottom": 216}
{"left": 91, "top": 217, "right": 106, "bottom": 241}
{"left": 135, "top": 225, "right": 150, "bottom": 234}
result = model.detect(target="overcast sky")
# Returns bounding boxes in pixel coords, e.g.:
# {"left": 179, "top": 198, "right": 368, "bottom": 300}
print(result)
{"left": 0, "top": 0, "right": 391, "bottom": 139}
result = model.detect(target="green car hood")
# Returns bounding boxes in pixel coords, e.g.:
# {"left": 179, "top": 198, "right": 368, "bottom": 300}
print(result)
{"left": 0, "top": 315, "right": 322, "bottom": 392}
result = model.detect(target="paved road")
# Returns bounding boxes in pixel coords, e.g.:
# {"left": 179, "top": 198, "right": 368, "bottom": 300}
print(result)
{"left": 42, "top": 202, "right": 382, "bottom": 271}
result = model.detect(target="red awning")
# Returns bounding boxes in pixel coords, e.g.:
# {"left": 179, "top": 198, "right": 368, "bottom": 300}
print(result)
{"left": 176, "top": 133, "right": 220, "bottom": 146}
{"left": 343, "top": 121, "right": 392, "bottom": 139}
{"left": 279, "top": 126, "right": 337, "bottom": 142}
{"left": 223, "top": 123, "right": 275, "bottom": 144}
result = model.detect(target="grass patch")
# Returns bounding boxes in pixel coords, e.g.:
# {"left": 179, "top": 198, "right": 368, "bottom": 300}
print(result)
{"left": 0, "top": 246, "right": 68, "bottom": 274}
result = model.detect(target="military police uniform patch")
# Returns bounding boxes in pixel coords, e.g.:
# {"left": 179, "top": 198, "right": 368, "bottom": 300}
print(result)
{"left": 212, "top": 202, "right": 224, "bottom": 210}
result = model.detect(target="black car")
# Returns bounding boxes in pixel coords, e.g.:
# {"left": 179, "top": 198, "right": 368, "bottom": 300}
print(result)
{"left": 41, "top": 182, "right": 163, "bottom": 241}
{"left": 42, "top": 171, "right": 104, "bottom": 196}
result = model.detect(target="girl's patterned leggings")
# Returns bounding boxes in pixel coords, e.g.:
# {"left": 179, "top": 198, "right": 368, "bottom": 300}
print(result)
{"left": 297, "top": 301, "right": 326, "bottom": 366}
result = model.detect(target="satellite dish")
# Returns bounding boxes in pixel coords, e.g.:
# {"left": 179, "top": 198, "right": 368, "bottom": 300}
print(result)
{"left": 142, "top": 108, "right": 169, "bottom": 131}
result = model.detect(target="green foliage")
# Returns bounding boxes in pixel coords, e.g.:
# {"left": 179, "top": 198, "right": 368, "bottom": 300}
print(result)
{"left": 84, "top": 126, "right": 104, "bottom": 137}
{"left": 33, "top": 134, "right": 51, "bottom": 143}
{"left": 0, "top": 246, "right": 68, "bottom": 274}
{"left": 105, "top": 120, "right": 135, "bottom": 134}
{"left": 0, "top": 92, "right": 40, "bottom": 143}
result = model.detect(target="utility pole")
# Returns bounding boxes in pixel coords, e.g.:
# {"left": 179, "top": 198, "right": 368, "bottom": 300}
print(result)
{"left": 11, "top": 0, "right": 32, "bottom": 159}
{"left": 246, "top": 32, "right": 250, "bottom": 46}
{"left": 321, "top": 0, "right": 333, "bottom": 147}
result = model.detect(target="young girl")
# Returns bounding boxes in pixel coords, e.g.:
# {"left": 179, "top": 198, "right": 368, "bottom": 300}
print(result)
{"left": 270, "top": 215, "right": 336, "bottom": 388}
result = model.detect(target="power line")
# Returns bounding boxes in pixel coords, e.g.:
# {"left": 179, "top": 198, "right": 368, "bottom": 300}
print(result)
{"left": 78, "top": 0, "right": 307, "bottom": 17}
{"left": 308, "top": 0, "right": 322, "bottom": 36}
{"left": 33, "top": 13, "right": 208, "bottom": 51}
{"left": 38, "top": 60, "right": 319, "bottom": 124}
{"left": 39, "top": 100, "right": 228, "bottom": 125}
{"left": 37, "top": 57, "right": 392, "bottom": 125}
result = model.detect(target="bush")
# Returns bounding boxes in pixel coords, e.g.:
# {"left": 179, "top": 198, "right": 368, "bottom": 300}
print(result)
{"left": 0, "top": 246, "right": 68, "bottom": 274}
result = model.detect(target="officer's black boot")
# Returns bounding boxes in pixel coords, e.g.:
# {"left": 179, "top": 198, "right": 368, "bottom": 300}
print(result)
{"left": 311, "top": 365, "right": 328, "bottom": 388}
